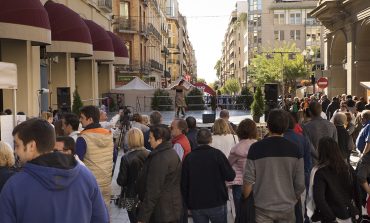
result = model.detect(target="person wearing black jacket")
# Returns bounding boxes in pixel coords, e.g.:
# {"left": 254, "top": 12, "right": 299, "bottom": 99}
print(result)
{"left": 137, "top": 124, "right": 182, "bottom": 223}
{"left": 181, "top": 128, "right": 235, "bottom": 223}
{"left": 117, "top": 128, "right": 149, "bottom": 223}
{"left": 312, "top": 137, "right": 359, "bottom": 222}
{"left": 326, "top": 97, "right": 340, "bottom": 120}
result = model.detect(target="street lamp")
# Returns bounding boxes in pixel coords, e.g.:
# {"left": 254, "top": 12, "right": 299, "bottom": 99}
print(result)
{"left": 161, "top": 46, "right": 180, "bottom": 88}
{"left": 302, "top": 49, "right": 315, "bottom": 94}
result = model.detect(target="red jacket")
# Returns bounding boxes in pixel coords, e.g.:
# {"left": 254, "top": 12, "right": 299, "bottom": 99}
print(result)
{"left": 172, "top": 134, "right": 191, "bottom": 160}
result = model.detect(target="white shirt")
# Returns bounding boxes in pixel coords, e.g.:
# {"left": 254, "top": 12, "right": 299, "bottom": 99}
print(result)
{"left": 210, "top": 134, "right": 238, "bottom": 158}
{"left": 69, "top": 131, "right": 80, "bottom": 142}
{"left": 173, "top": 143, "right": 184, "bottom": 160}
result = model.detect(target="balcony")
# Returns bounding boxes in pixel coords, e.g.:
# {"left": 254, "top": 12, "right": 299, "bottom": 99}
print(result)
{"left": 116, "top": 60, "right": 151, "bottom": 74}
{"left": 270, "top": 0, "right": 317, "bottom": 9}
{"left": 147, "top": 23, "right": 161, "bottom": 41}
{"left": 168, "top": 59, "right": 180, "bottom": 65}
{"left": 115, "top": 18, "right": 137, "bottom": 33}
{"left": 150, "top": 59, "right": 163, "bottom": 71}
{"left": 139, "top": 24, "right": 148, "bottom": 38}
{"left": 97, "top": 0, "right": 112, "bottom": 13}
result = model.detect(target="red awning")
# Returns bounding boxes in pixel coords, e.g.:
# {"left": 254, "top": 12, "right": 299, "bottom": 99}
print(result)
{"left": 193, "top": 82, "right": 216, "bottom": 96}
{"left": 84, "top": 20, "right": 114, "bottom": 62}
{"left": 0, "top": 0, "right": 51, "bottom": 45}
{"left": 44, "top": 1, "right": 92, "bottom": 57}
{"left": 107, "top": 31, "right": 129, "bottom": 65}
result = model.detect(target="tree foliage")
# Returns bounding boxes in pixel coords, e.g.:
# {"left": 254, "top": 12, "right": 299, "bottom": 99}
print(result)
{"left": 236, "top": 87, "right": 253, "bottom": 110}
{"left": 185, "top": 88, "right": 205, "bottom": 110}
{"left": 151, "top": 89, "right": 173, "bottom": 111}
{"left": 214, "top": 60, "right": 222, "bottom": 79}
{"left": 72, "top": 88, "right": 83, "bottom": 115}
{"left": 251, "top": 86, "right": 264, "bottom": 118}
{"left": 248, "top": 43, "right": 309, "bottom": 94}
{"left": 224, "top": 78, "right": 241, "bottom": 95}
{"left": 196, "top": 78, "right": 206, "bottom": 83}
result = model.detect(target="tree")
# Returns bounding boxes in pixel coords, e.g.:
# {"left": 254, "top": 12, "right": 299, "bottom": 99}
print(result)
{"left": 236, "top": 86, "right": 253, "bottom": 110}
{"left": 185, "top": 88, "right": 205, "bottom": 110}
{"left": 251, "top": 86, "right": 264, "bottom": 123}
{"left": 214, "top": 59, "right": 222, "bottom": 79}
{"left": 151, "top": 89, "right": 173, "bottom": 111}
{"left": 248, "top": 42, "right": 309, "bottom": 95}
{"left": 196, "top": 77, "right": 206, "bottom": 83}
{"left": 72, "top": 88, "right": 83, "bottom": 115}
{"left": 224, "top": 78, "right": 241, "bottom": 95}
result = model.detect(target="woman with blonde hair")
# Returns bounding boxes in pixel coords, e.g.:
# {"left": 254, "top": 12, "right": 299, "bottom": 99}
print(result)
{"left": 117, "top": 128, "right": 150, "bottom": 222}
{"left": 0, "top": 141, "right": 15, "bottom": 192}
{"left": 211, "top": 118, "right": 238, "bottom": 158}
{"left": 41, "top": 111, "right": 54, "bottom": 128}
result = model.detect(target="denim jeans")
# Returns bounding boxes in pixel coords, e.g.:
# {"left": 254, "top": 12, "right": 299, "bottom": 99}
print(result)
{"left": 232, "top": 185, "right": 242, "bottom": 216}
{"left": 191, "top": 204, "right": 227, "bottom": 223}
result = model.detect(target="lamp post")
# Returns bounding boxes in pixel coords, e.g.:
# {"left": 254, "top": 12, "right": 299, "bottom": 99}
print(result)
{"left": 302, "top": 49, "right": 315, "bottom": 94}
{"left": 161, "top": 46, "right": 180, "bottom": 88}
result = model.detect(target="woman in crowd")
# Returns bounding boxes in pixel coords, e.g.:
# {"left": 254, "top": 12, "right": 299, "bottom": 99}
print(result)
{"left": 0, "top": 141, "right": 15, "bottom": 192}
{"left": 141, "top": 115, "right": 150, "bottom": 126}
{"left": 41, "top": 111, "right": 54, "bottom": 128}
{"left": 131, "top": 113, "right": 149, "bottom": 133}
{"left": 117, "top": 128, "right": 150, "bottom": 223}
{"left": 310, "top": 137, "right": 359, "bottom": 222}
{"left": 333, "top": 112, "right": 352, "bottom": 162}
{"left": 228, "top": 119, "right": 257, "bottom": 217}
{"left": 211, "top": 118, "right": 238, "bottom": 158}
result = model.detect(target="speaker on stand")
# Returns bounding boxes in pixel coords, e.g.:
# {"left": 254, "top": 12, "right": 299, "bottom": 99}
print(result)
{"left": 57, "top": 87, "right": 71, "bottom": 113}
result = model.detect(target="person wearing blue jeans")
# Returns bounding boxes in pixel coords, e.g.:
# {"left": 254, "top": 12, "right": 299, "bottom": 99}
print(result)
{"left": 191, "top": 204, "right": 227, "bottom": 223}
{"left": 181, "top": 128, "right": 235, "bottom": 223}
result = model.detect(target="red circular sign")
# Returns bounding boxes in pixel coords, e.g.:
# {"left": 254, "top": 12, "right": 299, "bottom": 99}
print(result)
{"left": 317, "top": 77, "right": 328, "bottom": 89}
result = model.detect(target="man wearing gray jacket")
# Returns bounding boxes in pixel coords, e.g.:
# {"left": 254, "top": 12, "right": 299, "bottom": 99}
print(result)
{"left": 243, "top": 109, "right": 305, "bottom": 223}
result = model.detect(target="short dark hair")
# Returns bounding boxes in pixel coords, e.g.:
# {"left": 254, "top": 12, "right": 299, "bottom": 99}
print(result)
{"left": 17, "top": 111, "right": 25, "bottom": 115}
{"left": 219, "top": 109, "right": 229, "bottom": 119}
{"left": 12, "top": 118, "right": 55, "bottom": 153}
{"left": 4, "top": 109, "right": 12, "bottom": 115}
{"left": 236, "top": 118, "right": 257, "bottom": 140}
{"left": 150, "top": 111, "right": 162, "bottom": 125}
{"left": 56, "top": 136, "right": 76, "bottom": 154}
{"left": 132, "top": 113, "right": 142, "bottom": 122}
{"left": 197, "top": 128, "right": 212, "bottom": 145}
{"left": 149, "top": 124, "right": 171, "bottom": 142}
{"left": 186, "top": 116, "right": 196, "bottom": 129}
{"left": 267, "top": 109, "right": 289, "bottom": 134}
{"left": 309, "top": 101, "right": 322, "bottom": 117}
{"left": 62, "top": 113, "right": 79, "bottom": 131}
{"left": 355, "top": 101, "right": 365, "bottom": 112}
{"left": 80, "top": 106, "right": 100, "bottom": 123}
{"left": 176, "top": 119, "right": 188, "bottom": 134}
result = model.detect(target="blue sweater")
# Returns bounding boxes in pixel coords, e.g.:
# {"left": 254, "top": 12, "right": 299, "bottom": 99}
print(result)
{"left": 0, "top": 154, "right": 109, "bottom": 223}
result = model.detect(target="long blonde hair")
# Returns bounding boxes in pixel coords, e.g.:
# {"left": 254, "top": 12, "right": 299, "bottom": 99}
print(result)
{"left": 0, "top": 141, "right": 15, "bottom": 167}
{"left": 212, "top": 118, "right": 233, "bottom": 135}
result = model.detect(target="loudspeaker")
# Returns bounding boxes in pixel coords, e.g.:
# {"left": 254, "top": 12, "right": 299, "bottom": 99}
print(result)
{"left": 57, "top": 87, "right": 71, "bottom": 112}
{"left": 264, "top": 83, "right": 278, "bottom": 103}
{"left": 202, "top": 113, "right": 216, "bottom": 124}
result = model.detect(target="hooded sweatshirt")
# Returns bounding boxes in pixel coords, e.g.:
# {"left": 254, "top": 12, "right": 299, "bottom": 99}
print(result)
{"left": 0, "top": 152, "right": 109, "bottom": 223}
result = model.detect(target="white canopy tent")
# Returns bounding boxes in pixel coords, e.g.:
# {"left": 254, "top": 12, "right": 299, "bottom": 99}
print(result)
{"left": 111, "top": 77, "right": 157, "bottom": 111}
{"left": 0, "top": 62, "right": 18, "bottom": 146}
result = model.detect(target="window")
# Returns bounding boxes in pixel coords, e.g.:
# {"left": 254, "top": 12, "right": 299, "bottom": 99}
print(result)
{"left": 120, "top": 2, "right": 129, "bottom": 18}
{"left": 274, "top": 13, "right": 285, "bottom": 25}
{"left": 289, "top": 13, "right": 301, "bottom": 25}
{"left": 290, "top": 30, "right": 300, "bottom": 40}
{"left": 168, "top": 24, "right": 171, "bottom": 30}
{"left": 274, "top": 30, "right": 284, "bottom": 41}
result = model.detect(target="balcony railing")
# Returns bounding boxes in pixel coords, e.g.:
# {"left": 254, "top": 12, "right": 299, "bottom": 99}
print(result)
{"left": 116, "top": 60, "right": 151, "bottom": 74}
{"left": 168, "top": 44, "right": 179, "bottom": 50}
{"left": 147, "top": 23, "right": 161, "bottom": 41}
{"left": 150, "top": 59, "right": 163, "bottom": 71}
{"left": 97, "top": 0, "right": 112, "bottom": 13}
{"left": 168, "top": 59, "right": 180, "bottom": 65}
{"left": 115, "top": 18, "right": 137, "bottom": 33}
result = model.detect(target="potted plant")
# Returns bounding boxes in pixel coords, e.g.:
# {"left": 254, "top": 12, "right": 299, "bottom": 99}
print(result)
{"left": 251, "top": 86, "right": 264, "bottom": 123}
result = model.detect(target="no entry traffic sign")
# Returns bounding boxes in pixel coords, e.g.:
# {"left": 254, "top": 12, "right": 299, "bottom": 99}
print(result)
{"left": 317, "top": 77, "right": 328, "bottom": 89}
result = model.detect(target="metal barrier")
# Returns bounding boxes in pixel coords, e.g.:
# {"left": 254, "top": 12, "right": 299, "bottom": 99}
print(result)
{"left": 135, "top": 95, "right": 254, "bottom": 112}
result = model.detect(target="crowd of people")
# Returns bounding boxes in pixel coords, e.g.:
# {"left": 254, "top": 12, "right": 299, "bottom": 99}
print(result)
{"left": 0, "top": 92, "right": 368, "bottom": 223}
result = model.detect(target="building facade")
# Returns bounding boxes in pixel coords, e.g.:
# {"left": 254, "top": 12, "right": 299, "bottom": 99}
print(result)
{"left": 0, "top": 0, "right": 128, "bottom": 116}
{"left": 311, "top": 0, "right": 370, "bottom": 99}
{"left": 221, "top": 2, "right": 248, "bottom": 87}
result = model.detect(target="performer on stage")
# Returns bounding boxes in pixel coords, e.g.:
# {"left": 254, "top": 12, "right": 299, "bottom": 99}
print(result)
{"left": 173, "top": 79, "right": 187, "bottom": 118}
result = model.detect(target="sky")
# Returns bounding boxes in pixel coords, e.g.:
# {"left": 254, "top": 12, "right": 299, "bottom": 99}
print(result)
{"left": 177, "top": 0, "right": 238, "bottom": 84}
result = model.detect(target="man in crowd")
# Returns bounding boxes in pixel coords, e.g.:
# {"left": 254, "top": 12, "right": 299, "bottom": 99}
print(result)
{"left": 0, "top": 118, "right": 108, "bottom": 222}
{"left": 181, "top": 128, "right": 235, "bottom": 222}
{"left": 144, "top": 111, "right": 163, "bottom": 151}
{"left": 357, "top": 110, "right": 370, "bottom": 154}
{"left": 61, "top": 113, "right": 80, "bottom": 141}
{"left": 55, "top": 136, "right": 76, "bottom": 155}
{"left": 326, "top": 97, "right": 340, "bottom": 120}
{"left": 243, "top": 109, "right": 305, "bottom": 223}
{"left": 185, "top": 116, "right": 198, "bottom": 150}
{"left": 137, "top": 124, "right": 182, "bottom": 223}
{"left": 170, "top": 118, "right": 191, "bottom": 160}
{"left": 303, "top": 101, "right": 338, "bottom": 164}
{"left": 219, "top": 109, "right": 237, "bottom": 132}
{"left": 320, "top": 95, "right": 330, "bottom": 114}
{"left": 76, "top": 105, "right": 114, "bottom": 207}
